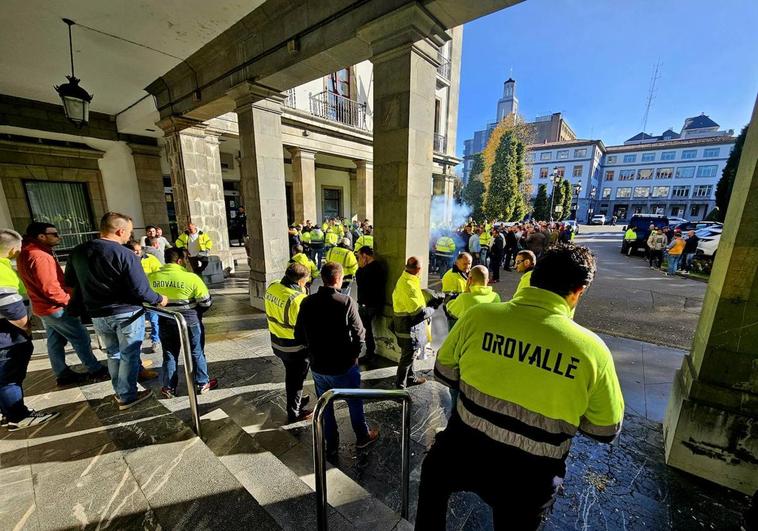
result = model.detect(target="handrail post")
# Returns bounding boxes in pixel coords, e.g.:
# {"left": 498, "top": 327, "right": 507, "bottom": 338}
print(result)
{"left": 312, "top": 388, "right": 411, "bottom": 531}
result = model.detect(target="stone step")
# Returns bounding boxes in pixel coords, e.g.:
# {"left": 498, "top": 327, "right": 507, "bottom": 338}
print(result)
{"left": 1, "top": 377, "right": 280, "bottom": 531}
{"left": 215, "top": 395, "right": 412, "bottom": 530}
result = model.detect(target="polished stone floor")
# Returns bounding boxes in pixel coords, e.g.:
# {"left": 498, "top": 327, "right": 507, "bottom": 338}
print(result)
{"left": 1, "top": 269, "right": 751, "bottom": 530}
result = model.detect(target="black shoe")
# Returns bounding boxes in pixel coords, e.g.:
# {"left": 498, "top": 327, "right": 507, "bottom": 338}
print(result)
{"left": 287, "top": 408, "right": 313, "bottom": 423}
{"left": 88, "top": 366, "right": 110, "bottom": 383}
{"left": 56, "top": 368, "right": 88, "bottom": 387}
{"left": 300, "top": 395, "right": 311, "bottom": 409}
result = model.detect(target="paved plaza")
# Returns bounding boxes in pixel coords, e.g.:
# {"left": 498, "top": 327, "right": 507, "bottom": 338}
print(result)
{"left": 0, "top": 241, "right": 750, "bottom": 529}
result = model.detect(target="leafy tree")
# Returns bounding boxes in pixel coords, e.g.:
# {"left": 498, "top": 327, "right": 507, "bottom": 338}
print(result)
{"left": 549, "top": 179, "right": 565, "bottom": 220}
{"left": 715, "top": 125, "right": 747, "bottom": 221}
{"left": 512, "top": 142, "right": 530, "bottom": 221}
{"left": 533, "top": 184, "right": 550, "bottom": 221}
{"left": 560, "top": 180, "right": 572, "bottom": 221}
{"left": 462, "top": 154, "right": 486, "bottom": 220}
{"left": 452, "top": 175, "right": 464, "bottom": 205}
{"left": 484, "top": 132, "right": 519, "bottom": 220}
{"left": 704, "top": 207, "right": 721, "bottom": 222}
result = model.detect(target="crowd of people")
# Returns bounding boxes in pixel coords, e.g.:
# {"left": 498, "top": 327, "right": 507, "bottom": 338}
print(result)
{"left": 0, "top": 213, "right": 220, "bottom": 431}
{"left": 623, "top": 224, "right": 700, "bottom": 276}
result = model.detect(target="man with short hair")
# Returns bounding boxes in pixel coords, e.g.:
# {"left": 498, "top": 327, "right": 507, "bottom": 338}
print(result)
{"left": 503, "top": 226, "right": 519, "bottom": 271}
{"left": 681, "top": 229, "right": 699, "bottom": 273}
{"left": 125, "top": 240, "right": 163, "bottom": 357}
{"left": 325, "top": 238, "right": 358, "bottom": 295}
{"left": 355, "top": 246, "right": 387, "bottom": 360}
{"left": 264, "top": 263, "right": 312, "bottom": 423}
{"left": 175, "top": 223, "right": 212, "bottom": 273}
{"left": 441, "top": 252, "right": 472, "bottom": 295}
{"left": 143, "top": 236, "right": 165, "bottom": 264}
{"left": 295, "top": 262, "right": 379, "bottom": 457}
{"left": 489, "top": 228, "right": 505, "bottom": 283}
{"left": 392, "top": 257, "right": 444, "bottom": 388}
{"left": 149, "top": 247, "right": 217, "bottom": 398}
{"left": 468, "top": 228, "right": 482, "bottom": 266}
{"left": 290, "top": 244, "right": 319, "bottom": 285}
{"left": 445, "top": 265, "right": 501, "bottom": 323}
{"left": 665, "top": 230, "right": 685, "bottom": 276}
{"left": 417, "top": 245, "right": 624, "bottom": 529}
{"left": 354, "top": 226, "right": 374, "bottom": 250}
{"left": 0, "top": 229, "right": 59, "bottom": 430}
{"left": 646, "top": 228, "right": 667, "bottom": 269}
{"left": 17, "top": 222, "right": 109, "bottom": 386}
{"left": 66, "top": 212, "right": 168, "bottom": 410}
{"left": 514, "top": 250, "right": 537, "bottom": 296}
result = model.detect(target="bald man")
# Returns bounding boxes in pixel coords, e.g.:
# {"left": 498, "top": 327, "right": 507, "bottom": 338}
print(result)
{"left": 445, "top": 265, "right": 501, "bottom": 325}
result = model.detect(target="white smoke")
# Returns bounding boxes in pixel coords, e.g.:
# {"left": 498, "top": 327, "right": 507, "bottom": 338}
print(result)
{"left": 429, "top": 195, "right": 471, "bottom": 231}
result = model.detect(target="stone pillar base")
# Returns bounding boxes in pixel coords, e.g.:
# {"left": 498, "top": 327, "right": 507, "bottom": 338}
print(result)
{"left": 373, "top": 312, "right": 402, "bottom": 362}
{"left": 664, "top": 355, "right": 758, "bottom": 495}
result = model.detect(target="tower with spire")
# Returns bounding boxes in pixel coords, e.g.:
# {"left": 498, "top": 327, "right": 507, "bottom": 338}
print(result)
{"left": 496, "top": 77, "right": 518, "bottom": 121}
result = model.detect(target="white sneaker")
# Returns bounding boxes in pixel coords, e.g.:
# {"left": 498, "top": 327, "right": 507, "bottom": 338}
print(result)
{"left": 8, "top": 410, "right": 60, "bottom": 431}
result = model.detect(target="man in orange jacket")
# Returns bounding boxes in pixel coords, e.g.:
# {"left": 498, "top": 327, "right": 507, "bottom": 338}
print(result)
{"left": 17, "top": 223, "right": 109, "bottom": 386}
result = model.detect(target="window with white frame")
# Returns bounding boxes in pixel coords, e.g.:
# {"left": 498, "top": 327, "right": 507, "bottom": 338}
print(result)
{"left": 693, "top": 185, "right": 712, "bottom": 198}
{"left": 616, "top": 187, "right": 632, "bottom": 198}
{"left": 540, "top": 152, "right": 552, "bottom": 161}
{"left": 539, "top": 168, "right": 549, "bottom": 179}
{"left": 641, "top": 153, "right": 655, "bottom": 162}
{"left": 623, "top": 154, "right": 636, "bottom": 163}
{"left": 652, "top": 186, "right": 670, "bottom": 198}
{"left": 619, "top": 169, "right": 636, "bottom": 180}
{"left": 528, "top": 152, "right": 536, "bottom": 162}
{"left": 573, "top": 165, "right": 582, "bottom": 177}
{"left": 672, "top": 186, "right": 690, "bottom": 198}
{"left": 602, "top": 187, "right": 612, "bottom": 199}
{"left": 604, "top": 170, "right": 614, "bottom": 181}
{"left": 607, "top": 155, "right": 617, "bottom": 164}
{"left": 555, "top": 167, "right": 565, "bottom": 178}
{"left": 656, "top": 167, "right": 673, "bottom": 179}
{"left": 696, "top": 165, "right": 718, "bottom": 178}
{"left": 557, "top": 150, "right": 569, "bottom": 159}
{"left": 681, "top": 149, "right": 697, "bottom": 159}
{"left": 633, "top": 186, "right": 650, "bottom": 198}
{"left": 675, "top": 166, "right": 696, "bottom": 178}
{"left": 574, "top": 148, "right": 587, "bottom": 158}
{"left": 703, "top": 148, "right": 720, "bottom": 158}
{"left": 637, "top": 169, "right": 653, "bottom": 180}
{"left": 661, "top": 151, "right": 676, "bottom": 161}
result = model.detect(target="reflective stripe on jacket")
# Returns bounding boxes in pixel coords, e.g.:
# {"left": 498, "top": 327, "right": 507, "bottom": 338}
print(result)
{"left": 264, "top": 280, "right": 306, "bottom": 345}
{"left": 355, "top": 235, "right": 374, "bottom": 249}
{"left": 435, "top": 236, "right": 456, "bottom": 254}
{"left": 325, "top": 246, "right": 358, "bottom": 277}
{"left": 392, "top": 271, "right": 433, "bottom": 350}
{"left": 290, "top": 253, "right": 319, "bottom": 281}
{"left": 175, "top": 232, "right": 212, "bottom": 252}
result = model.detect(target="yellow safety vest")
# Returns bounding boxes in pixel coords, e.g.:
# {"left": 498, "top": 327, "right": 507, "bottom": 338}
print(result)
{"left": 515, "top": 270, "right": 532, "bottom": 296}
{"left": 392, "top": 271, "right": 425, "bottom": 317}
{"left": 325, "top": 246, "right": 358, "bottom": 277}
{"left": 435, "top": 236, "right": 456, "bottom": 254}
{"left": 479, "top": 231, "right": 493, "bottom": 248}
{"left": 0, "top": 257, "right": 26, "bottom": 297}
{"left": 441, "top": 268, "right": 467, "bottom": 294}
{"left": 355, "top": 234, "right": 374, "bottom": 249}
{"left": 325, "top": 227, "right": 340, "bottom": 246}
{"left": 148, "top": 264, "right": 211, "bottom": 312}
{"left": 264, "top": 281, "right": 305, "bottom": 341}
{"left": 623, "top": 229, "right": 636, "bottom": 241}
{"left": 435, "top": 286, "right": 624, "bottom": 460}
{"left": 140, "top": 254, "right": 162, "bottom": 276}
{"left": 446, "top": 285, "right": 501, "bottom": 320}
{"left": 301, "top": 231, "right": 311, "bottom": 244}
{"left": 175, "top": 232, "right": 212, "bottom": 252}
{"left": 290, "top": 253, "right": 319, "bottom": 281}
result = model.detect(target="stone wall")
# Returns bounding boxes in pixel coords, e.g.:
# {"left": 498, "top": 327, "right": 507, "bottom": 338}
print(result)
{"left": 130, "top": 144, "right": 169, "bottom": 229}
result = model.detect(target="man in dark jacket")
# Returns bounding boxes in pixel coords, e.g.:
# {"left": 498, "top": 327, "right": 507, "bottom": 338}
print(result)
{"left": 503, "top": 227, "right": 519, "bottom": 271}
{"left": 355, "top": 246, "right": 387, "bottom": 360}
{"left": 295, "top": 262, "right": 379, "bottom": 456}
{"left": 488, "top": 228, "right": 505, "bottom": 283}
{"left": 681, "top": 229, "right": 700, "bottom": 273}
{"left": 66, "top": 212, "right": 167, "bottom": 410}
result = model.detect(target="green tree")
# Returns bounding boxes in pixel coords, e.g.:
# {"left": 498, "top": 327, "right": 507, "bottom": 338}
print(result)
{"left": 512, "top": 142, "right": 529, "bottom": 221}
{"left": 549, "top": 179, "right": 565, "bottom": 220}
{"left": 484, "top": 132, "right": 519, "bottom": 220}
{"left": 533, "top": 184, "right": 550, "bottom": 221}
{"left": 715, "top": 125, "right": 748, "bottom": 221}
{"left": 452, "top": 175, "right": 464, "bottom": 205}
{"left": 462, "top": 154, "right": 486, "bottom": 219}
{"left": 560, "top": 180, "right": 572, "bottom": 221}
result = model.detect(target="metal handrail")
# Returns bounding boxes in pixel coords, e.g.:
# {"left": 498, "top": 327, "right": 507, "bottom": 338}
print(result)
{"left": 143, "top": 305, "right": 202, "bottom": 437}
{"left": 312, "top": 388, "right": 411, "bottom": 531}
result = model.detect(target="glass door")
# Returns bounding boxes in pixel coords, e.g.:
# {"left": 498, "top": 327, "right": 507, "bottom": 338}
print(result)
{"left": 24, "top": 180, "right": 95, "bottom": 250}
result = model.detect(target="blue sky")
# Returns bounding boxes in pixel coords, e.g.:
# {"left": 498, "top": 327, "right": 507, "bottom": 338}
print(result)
{"left": 456, "top": 0, "right": 758, "bottom": 154}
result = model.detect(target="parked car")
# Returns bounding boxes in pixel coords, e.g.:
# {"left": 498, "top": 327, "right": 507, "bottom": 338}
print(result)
{"left": 695, "top": 227, "right": 723, "bottom": 258}
{"left": 667, "top": 216, "right": 689, "bottom": 226}
{"left": 621, "top": 214, "right": 670, "bottom": 254}
{"left": 590, "top": 214, "right": 606, "bottom": 225}
{"left": 671, "top": 221, "right": 722, "bottom": 233}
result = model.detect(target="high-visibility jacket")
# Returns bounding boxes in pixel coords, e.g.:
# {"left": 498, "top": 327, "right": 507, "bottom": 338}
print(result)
{"left": 355, "top": 234, "right": 374, "bottom": 249}
{"left": 290, "top": 253, "right": 319, "bottom": 281}
{"left": 0, "top": 257, "right": 26, "bottom": 297}
{"left": 435, "top": 236, "right": 456, "bottom": 254}
{"left": 175, "top": 231, "right": 212, "bottom": 254}
{"left": 392, "top": 271, "right": 434, "bottom": 350}
{"left": 0, "top": 257, "right": 30, "bottom": 349}
{"left": 623, "top": 228, "right": 636, "bottom": 241}
{"left": 479, "top": 231, "right": 493, "bottom": 248}
{"left": 310, "top": 228, "right": 325, "bottom": 246}
{"left": 301, "top": 231, "right": 311, "bottom": 244}
{"left": 435, "top": 286, "right": 624, "bottom": 461}
{"left": 515, "top": 270, "right": 532, "bottom": 296}
{"left": 148, "top": 263, "right": 211, "bottom": 325}
{"left": 441, "top": 268, "right": 467, "bottom": 294}
{"left": 264, "top": 280, "right": 306, "bottom": 352}
{"left": 446, "top": 285, "right": 501, "bottom": 320}
{"left": 140, "top": 254, "right": 162, "bottom": 276}
{"left": 325, "top": 246, "right": 358, "bottom": 277}
{"left": 325, "top": 227, "right": 341, "bottom": 246}
{"left": 321, "top": 222, "right": 329, "bottom": 232}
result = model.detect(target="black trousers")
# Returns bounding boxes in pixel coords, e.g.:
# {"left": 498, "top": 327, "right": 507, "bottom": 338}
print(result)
{"left": 504, "top": 247, "right": 517, "bottom": 270}
{"left": 273, "top": 348, "right": 310, "bottom": 420}
{"left": 489, "top": 253, "right": 503, "bottom": 281}
{"left": 189, "top": 256, "right": 209, "bottom": 274}
{"left": 416, "top": 416, "right": 563, "bottom": 531}
{"left": 0, "top": 342, "right": 33, "bottom": 422}
{"left": 395, "top": 341, "right": 420, "bottom": 388}
{"left": 358, "top": 305, "right": 379, "bottom": 357}
{"left": 649, "top": 249, "right": 663, "bottom": 268}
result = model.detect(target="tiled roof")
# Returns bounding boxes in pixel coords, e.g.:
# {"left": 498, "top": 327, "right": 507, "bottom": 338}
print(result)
{"left": 625, "top": 132, "right": 657, "bottom": 142}
{"left": 682, "top": 114, "right": 719, "bottom": 130}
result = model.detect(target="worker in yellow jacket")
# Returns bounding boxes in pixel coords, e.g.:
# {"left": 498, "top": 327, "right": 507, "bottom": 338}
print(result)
{"left": 290, "top": 244, "right": 319, "bottom": 284}
{"left": 513, "top": 249, "right": 536, "bottom": 297}
{"left": 175, "top": 223, "right": 212, "bottom": 273}
{"left": 325, "top": 238, "right": 358, "bottom": 295}
{"left": 445, "top": 264, "right": 500, "bottom": 322}
{"left": 417, "top": 245, "right": 623, "bottom": 528}
{"left": 441, "top": 252, "right": 472, "bottom": 295}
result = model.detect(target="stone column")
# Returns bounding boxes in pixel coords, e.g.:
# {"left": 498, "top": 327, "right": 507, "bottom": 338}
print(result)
{"left": 354, "top": 160, "right": 373, "bottom": 222}
{"left": 358, "top": 6, "right": 449, "bottom": 360}
{"left": 231, "top": 84, "right": 289, "bottom": 310}
{"left": 663, "top": 95, "right": 758, "bottom": 495}
{"left": 129, "top": 144, "right": 170, "bottom": 230}
{"left": 288, "top": 147, "right": 317, "bottom": 224}
{"left": 444, "top": 174, "right": 456, "bottom": 225}
{"left": 159, "top": 117, "right": 233, "bottom": 271}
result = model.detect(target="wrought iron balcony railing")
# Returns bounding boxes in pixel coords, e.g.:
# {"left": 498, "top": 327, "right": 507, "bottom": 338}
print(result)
{"left": 433, "top": 133, "right": 447, "bottom": 153}
{"left": 309, "top": 91, "right": 368, "bottom": 130}
{"left": 436, "top": 53, "right": 451, "bottom": 81}
{"left": 284, "top": 88, "right": 296, "bottom": 108}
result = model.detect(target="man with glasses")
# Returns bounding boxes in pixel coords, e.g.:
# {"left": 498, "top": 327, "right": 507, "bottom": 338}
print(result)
{"left": 17, "top": 222, "right": 109, "bottom": 386}
{"left": 513, "top": 250, "right": 537, "bottom": 296}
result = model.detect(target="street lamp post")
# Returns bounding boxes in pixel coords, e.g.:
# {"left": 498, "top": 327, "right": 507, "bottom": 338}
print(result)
{"left": 572, "top": 183, "right": 582, "bottom": 220}
{"left": 548, "top": 167, "right": 562, "bottom": 221}
{"left": 587, "top": 186, "right": 597, "bottom": 224}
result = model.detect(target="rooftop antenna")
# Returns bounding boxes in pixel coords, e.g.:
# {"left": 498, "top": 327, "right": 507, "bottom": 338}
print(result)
{"left": 641, "top": 60, "right": 662, "bottom": 134}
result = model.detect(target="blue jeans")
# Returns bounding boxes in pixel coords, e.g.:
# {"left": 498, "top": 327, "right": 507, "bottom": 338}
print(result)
{"left": 667, "top": 254, "right": 681, "bottom": 275}
{"left": 0, "top": 342, "right": 33, "bottom": 422}
{"left": 311, "top": 364, "right": 369, "bottom": 449}
{"left": 682, "top": 252, "right": 696, "bottom": 271}
{"left": 92, "top": 310, "right": 146, "bottom": 403}
{"left": 159, "top": 320, "right": 209, "bottom": 389}
{"left": 40, "top": 308, "right": 101, "bottom": 376}
{"left": 147, "top": 310, "right": 160, "bottom": 343}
